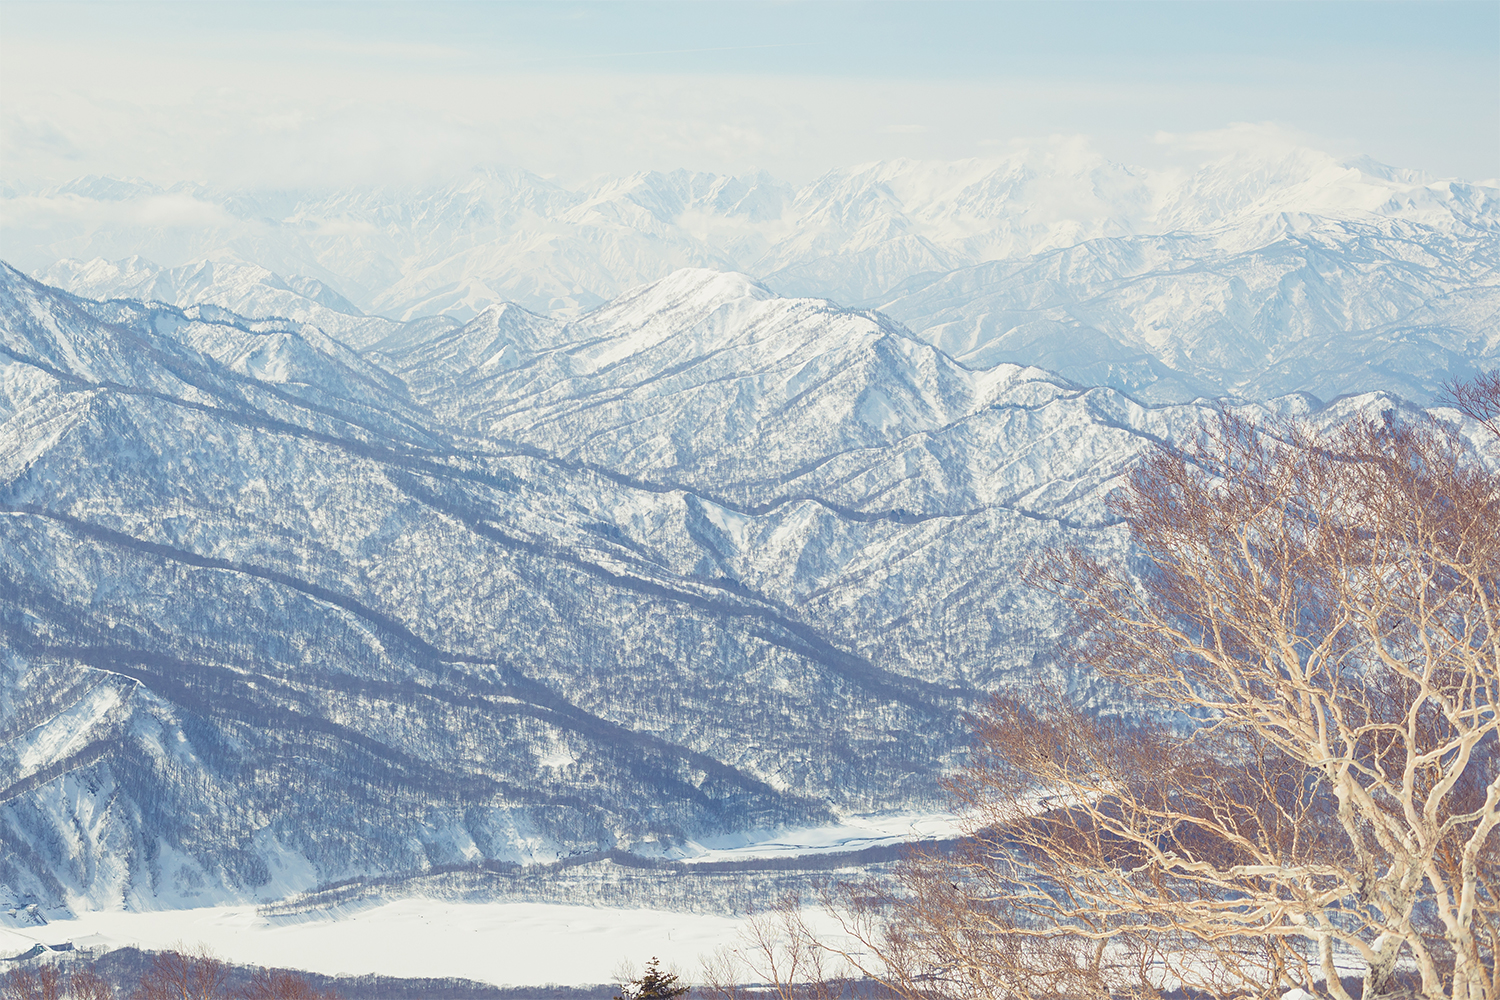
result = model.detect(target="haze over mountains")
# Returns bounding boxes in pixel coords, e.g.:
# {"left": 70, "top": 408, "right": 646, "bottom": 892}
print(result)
{"left": 1, "top": 140, "right": 1498, "bottom": 923}
{"left": 13, "top": 142, "right": 1499, "bottom": 404}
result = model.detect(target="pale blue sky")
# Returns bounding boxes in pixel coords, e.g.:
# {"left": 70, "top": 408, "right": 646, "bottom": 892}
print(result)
{"left": 3, "top": 1, "right": 1496, "bottom": 187}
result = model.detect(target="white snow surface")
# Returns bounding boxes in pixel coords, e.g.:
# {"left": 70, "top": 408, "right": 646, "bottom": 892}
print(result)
{"left": 664, "top": 810, "right": 965, "bottom": 863}
{"left": 0, "top": 900, "right": 764, "bottom": 986}
{"left": 0, "top": 809, "right": 950, "bottom": 985}
{"left": 2, "top": 808, "right": 939, "bottom": 984}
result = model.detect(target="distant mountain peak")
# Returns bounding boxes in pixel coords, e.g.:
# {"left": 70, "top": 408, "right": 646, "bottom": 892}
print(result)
{"left": 8, "top": 146, "right": 1494, "bottom": 324}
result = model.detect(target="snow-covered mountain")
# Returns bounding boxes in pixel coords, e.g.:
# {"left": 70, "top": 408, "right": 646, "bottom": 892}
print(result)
{"left": 755, "top": 142, "right": 1498, "bottom": 302}
{"left": 33, "top": 256, "right": 408, "bottom": 351}
{"left": 14, "top": 143, "right": 1497, "bottom": 404}
{"left": 877, "top": 220, "right": 1500, "bottom": 402}
{"left": 8, "top": 168, "right": 794, "bottom": 319}
{"left": 6, "top": 262, "right": 1489, "bottom": 920}
{"left": 10, "top": 143, "right": 1494, "bottom": 318}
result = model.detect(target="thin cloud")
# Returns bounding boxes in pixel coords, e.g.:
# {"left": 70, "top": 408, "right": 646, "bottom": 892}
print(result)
{"left": 2, "top": 115, "right": 85, "bottom": 162}
{"left": 2, "top": 13, "right": 1494, "bottom": 190}
{"left": 1, "top": 192, "right": 237, "bottom": 230}
{"left": 568, "top": 42, "right": 818, "bottom": 60}
{"left": 1154, "top": 122, "right": 1321, "bottom": 155}
{"left": 274, "top": 35, "right": 471, "bottom": 62}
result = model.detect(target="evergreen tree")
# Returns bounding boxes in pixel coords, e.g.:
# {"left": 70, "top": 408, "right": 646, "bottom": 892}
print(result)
{"left": 615, "top": 958, "right": 689, "bottom": 1000}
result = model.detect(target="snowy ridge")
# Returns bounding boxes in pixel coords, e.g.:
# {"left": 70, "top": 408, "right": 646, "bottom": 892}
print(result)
{"left": 877, "top": 220, "right": 1500, "bottom": 402}
{"left": 35, "top": 257, "right": 404, "bottom": 350}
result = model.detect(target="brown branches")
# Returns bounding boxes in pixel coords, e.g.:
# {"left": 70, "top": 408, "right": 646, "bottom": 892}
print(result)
{"left": 1444, "top": 368, "right": 1500, "bottom": 440}
{"left": 698, "top": 901, "right": 862, "bottom": 1000}
{"left": 776, "top": 382, "right": 1498, "bottom": 1000}
{"left": 135, "top": 949, "right": 339, "bottom": 1000}
{"left": 0, "top": 948, "right": 336, "bottom": 1000}
{"left": 1015, "top": 405, "right": 1500, "bottom": 998}
{"left": 1, "top": 965, "right": 62, "bottom": 1000}
{"left": 67, "top": 969, "right": 114, "bottom": 1000}
{"left": 135, "top": 946, "right": 230, "bottom": 1000}
{"left": 238, "top": 969, "right": 337, "bottom": 1000}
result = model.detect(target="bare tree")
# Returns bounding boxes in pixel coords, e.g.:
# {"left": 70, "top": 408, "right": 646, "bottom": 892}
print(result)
{"left": 36, "top": 967, "right": 59, "bottom": 1000}
{"left": 1031, "top": 405, "right": 1500, "bottom": 998}
{"left": 134, "top": 946, "right": 229, "bottom": 1000}
{"left": 776, "top": 385, "right": 1499, "bottom": 1000}
{"left": 698, "top": 900, "right": 863, "bottom": 1000}
{"left": 237, "top": 968, "right": 336, "bottom": 1000}
{"left": 67, "top": 967, "right": 115, "bottom": 1000}
{"left": 1446, "top": 368, "right": 1500, "bottom": 439}
{"left": 0, "top": 964, "right": 61, "bottom": 1000}
{"left": 2, "top": 967, "right": 41, "bottom": 1000}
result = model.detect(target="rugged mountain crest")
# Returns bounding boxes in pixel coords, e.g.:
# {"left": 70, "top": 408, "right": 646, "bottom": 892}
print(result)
{"left": 876, "top": 220, "right": 1500, "bottom": 402}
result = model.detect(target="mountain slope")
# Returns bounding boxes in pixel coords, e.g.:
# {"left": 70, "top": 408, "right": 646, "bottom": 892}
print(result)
{"left": 0, "top": 267, "right": 1071, "bottom": 916}
{"left": 0, "top": 268, "right": 1129, "bottom": 916}
{"left": 0, "top": 266, "right": 876, "bottom": 913}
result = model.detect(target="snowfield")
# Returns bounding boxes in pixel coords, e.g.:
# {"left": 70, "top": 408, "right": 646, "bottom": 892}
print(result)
{"left": 0, "top": 899, "right": 757, "bottom": 986}
{"left": 667, "top": 810, "right": 965, "bottom": 863}
{"left": 0, "top": 812, "right": 956, "bottom": 984}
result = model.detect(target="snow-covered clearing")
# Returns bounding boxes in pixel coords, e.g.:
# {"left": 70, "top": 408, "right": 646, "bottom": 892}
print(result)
{"left": 0, "top": 813, "right": 957, "bottom": 985}
{"left": 668, "top": 810, "right": 964, "bottom": 862}
{"left": 0, "top": 900, "right": 761, "bottom": 986}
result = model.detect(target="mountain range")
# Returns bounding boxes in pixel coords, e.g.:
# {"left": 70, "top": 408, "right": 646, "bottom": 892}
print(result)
{"left": 12, "top": 260, "right": 1489, "bottom": 919}
{"left": 13, "top": 142, "right": 1497, "bottom": 403}
{"left": 1, "top": 141, "right": 1498, "bottom": 921}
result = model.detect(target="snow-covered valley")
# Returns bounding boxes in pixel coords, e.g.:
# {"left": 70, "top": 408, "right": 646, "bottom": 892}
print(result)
{"left": 0, "top": 813, "right": 960, "bottom": 985}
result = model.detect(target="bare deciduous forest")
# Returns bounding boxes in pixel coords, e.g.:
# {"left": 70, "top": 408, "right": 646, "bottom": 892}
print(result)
{"left": 3, "top": 947, "right": 334, "bottom": 1000}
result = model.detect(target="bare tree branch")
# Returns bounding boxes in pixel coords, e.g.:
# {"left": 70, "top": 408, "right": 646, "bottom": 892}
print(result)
{"left": 781, "top": 381, "right": 1499, "bottom": 1000}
